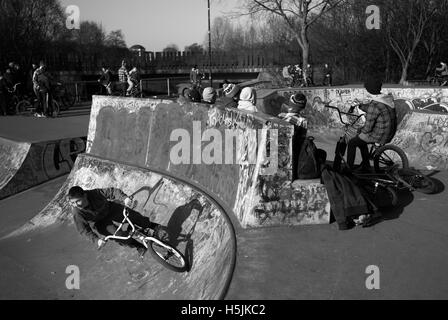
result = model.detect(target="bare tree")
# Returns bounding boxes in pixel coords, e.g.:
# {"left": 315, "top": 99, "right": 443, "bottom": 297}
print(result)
{"left": 385, "top": 0, "right": 439, "bottom": 84}
{"left": 237, "top": 0, "right": 346, "bottom": 67}
{"left": 105, "top": 30, "right": 127, "bottom": 48}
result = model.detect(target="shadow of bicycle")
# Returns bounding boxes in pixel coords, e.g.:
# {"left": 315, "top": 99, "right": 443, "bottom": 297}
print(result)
{"left": 161, "top": 199, "right": 204, "bottom": 272}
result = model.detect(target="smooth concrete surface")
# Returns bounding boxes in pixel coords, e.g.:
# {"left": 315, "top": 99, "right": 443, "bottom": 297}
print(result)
{"left": 1, "top": 153, "right": 236, "bottom": 299}
{"left": 0, "top": 115, "right": 89, "bottom": 143}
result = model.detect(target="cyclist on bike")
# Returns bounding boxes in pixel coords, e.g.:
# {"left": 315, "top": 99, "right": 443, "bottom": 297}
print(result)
{"left": 67, "top": 186, "right": 162, "bottom": 258}
{"left": 98, "top": 65, "right": 113, "bottom": 95}
{"left": 347, "top": 76, "right": 396, "bottom": 172}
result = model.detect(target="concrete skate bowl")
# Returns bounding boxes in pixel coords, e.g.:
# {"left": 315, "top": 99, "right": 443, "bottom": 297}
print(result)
{"left": 0, "top": 136, "right": 87, "bottom": 200}
{"left": 1, "top": 153, "right": 236, "bottom": 300}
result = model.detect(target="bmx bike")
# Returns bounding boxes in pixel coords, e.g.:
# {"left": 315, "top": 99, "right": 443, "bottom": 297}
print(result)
{"left": 15, "top": 93, "right": 60, "bottom": 117}
{"left": 98, "top": 207, "right": 188, "bottom": 273}
{"left": 326, "top": 103, "right": 437, "bottom": 204}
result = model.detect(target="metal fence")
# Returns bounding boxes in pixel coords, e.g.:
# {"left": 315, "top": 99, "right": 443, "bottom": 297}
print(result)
{"left": 62, "top": 77, "right": 192, "bottom": 102}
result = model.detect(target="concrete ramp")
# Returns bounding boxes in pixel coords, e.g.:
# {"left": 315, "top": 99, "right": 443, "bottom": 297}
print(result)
{"left": 0, "top": 136, "right": 86, "bottom": 200}
{"left": 1, "top": 153, "right": 235, "bottom": 299}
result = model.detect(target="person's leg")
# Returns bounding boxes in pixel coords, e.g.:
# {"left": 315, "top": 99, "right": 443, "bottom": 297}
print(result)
{"left": 36, "top": 90, "right": 44, "bottom": 115}
{"left": 47, "top": 92, "right": 53, "bottom": 117}
{"left": 347, "top": 136, "right": 368, "bottom": 169}
{"left": 359, "top": 142, "right": 371, "bottom": 169}
{"left": 0, "top": 95, "right": 6, "bottom": 115}
{"left": 96, "top": 214, "right": 145, "bottom": 250}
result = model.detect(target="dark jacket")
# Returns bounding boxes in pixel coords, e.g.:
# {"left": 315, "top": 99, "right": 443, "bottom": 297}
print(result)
{"left": 72, "top": 188, "right": 128, "bottom": 242}
{"left": 321, "top": 168, "right": 377, "bottom": 226}
{"left": 99, "top": 70, "right": 112, "bottom": 85}
{"left": 216, "top": 96, "right": 238, "bottom": 109}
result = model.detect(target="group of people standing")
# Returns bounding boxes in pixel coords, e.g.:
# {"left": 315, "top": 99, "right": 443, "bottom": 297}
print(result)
{"left": 282, "top": 63, "right": 332, "bottom": 87}
{"left": 0, "top": 61, "right": 56, "bottom": 117}
{"left": 98, "top": 60, "right": 140, "bottom": 96}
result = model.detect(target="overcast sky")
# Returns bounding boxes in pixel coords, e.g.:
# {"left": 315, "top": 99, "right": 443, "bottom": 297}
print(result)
{"left": 60, "top": 0, "right": 240, "bottom": 52}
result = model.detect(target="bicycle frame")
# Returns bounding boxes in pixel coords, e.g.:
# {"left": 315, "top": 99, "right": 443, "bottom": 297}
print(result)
{"left": 102, "top": 208, "right": 172, "bottom": 251}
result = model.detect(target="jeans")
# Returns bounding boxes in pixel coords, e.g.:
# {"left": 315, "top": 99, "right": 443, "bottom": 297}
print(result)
{"left": 347, "top": 135, "right": 371, "bottom": 169}
{"left": 94, "top": 202, "right": 158, "bottom": 249}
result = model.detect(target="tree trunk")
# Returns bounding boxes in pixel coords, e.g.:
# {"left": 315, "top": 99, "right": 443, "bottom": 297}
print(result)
{"left": 399, "top": 60, "right": 409, "bottom": 84}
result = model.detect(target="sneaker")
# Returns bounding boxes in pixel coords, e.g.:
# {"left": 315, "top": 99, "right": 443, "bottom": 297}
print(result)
{"left": 136, "top": 247, "right": 147, "bottom": 258}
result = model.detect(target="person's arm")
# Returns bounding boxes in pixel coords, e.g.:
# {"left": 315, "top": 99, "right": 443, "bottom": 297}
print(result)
{"left": 73, "top": 210, "right": 99, "bottom": 243}
{"left": 360, "top": 105, "right": 379, "bottom": 134}
{"left": 95, "top": 187, "right": 128, "bottom": 203}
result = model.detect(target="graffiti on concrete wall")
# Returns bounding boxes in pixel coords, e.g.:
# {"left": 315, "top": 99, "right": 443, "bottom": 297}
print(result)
{"left": 42, "top": 137, "right": 87, "bottom": 179}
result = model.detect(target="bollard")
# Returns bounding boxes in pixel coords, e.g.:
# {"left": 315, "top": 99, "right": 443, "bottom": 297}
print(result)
{"left": 167, "top": 78, "right": 170, "bottom": 96}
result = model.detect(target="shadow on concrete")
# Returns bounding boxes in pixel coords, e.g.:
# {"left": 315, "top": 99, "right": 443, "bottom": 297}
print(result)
{"left": 379, "top": 189, "right": 415, "bottom": 222}
{"left": 164, "top": 199, "right": 204, "bottom": 272}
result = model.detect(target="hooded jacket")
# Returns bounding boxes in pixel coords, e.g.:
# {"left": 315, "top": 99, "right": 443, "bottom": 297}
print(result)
{"left": 359, "top": 93, "right": 397, "bottom": 144}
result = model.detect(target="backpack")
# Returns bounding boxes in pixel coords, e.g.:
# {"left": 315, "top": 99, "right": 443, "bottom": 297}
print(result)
{"left": 297, "top": 136, "right": 326, "bottom": 179}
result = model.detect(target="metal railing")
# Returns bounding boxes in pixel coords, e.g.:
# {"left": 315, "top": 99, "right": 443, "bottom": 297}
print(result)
{"left": 61, "top": 77, "right": 192, "bottom": 102}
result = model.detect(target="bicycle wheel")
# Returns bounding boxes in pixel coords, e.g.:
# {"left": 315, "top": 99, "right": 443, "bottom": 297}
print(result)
{"left": 148, "top": 238, "right": 188, "bottom": 272}
{"left": 16, "top": 100, "right": 32, "bottom": 115}
{"left": 373, "top": 145, "right": 409, "bottom": 173}
{"left": 397, "top": 168, "right": 437, "bottom": 194}
{"left": 62, "top": 91, "right": 75, "bottom": 109}
{"left": 361, "top": 183, "right": 398, "bottom": 208}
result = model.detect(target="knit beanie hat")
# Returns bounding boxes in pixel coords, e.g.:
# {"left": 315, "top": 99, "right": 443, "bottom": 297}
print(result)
{"left": 290, "top": 92, "right": 307, "bottom": 106}
{"left": 364, "top": 76, "right": 382, "bottom": 95}
{"left": 202, "top": 87, "right": 217, "bottom": 104}
{"left": 223, "top": 83, "right": 240, "bottom": 98}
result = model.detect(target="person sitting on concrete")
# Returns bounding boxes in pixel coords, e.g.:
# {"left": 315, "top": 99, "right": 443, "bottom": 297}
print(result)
{"left": 177, "top": 87, "right": 202, "bottom": 104}
{"left": 237, "top": 87, "right": 258, "bottom": 112}
{"left": 278, "top": 93, "right": 309, "bottom": 180}
{"left": 278, "top": 92, "right": 308, "bottom": 127}
{"left": 202, "top": 87, "right": 217, "bottom": 105}
{"left": 67, "top": 186, "right": 161, "bottom": 258}
{"left": 346, "top": 76, "right": 396, "bottom": 173}
{"left": 217, "top": 83, "right": 240, "bottom": 108}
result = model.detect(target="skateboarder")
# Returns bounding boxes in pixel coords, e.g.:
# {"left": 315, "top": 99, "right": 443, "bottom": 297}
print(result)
{"left": 67, "top": 186, "right": 161, "bottom": 257}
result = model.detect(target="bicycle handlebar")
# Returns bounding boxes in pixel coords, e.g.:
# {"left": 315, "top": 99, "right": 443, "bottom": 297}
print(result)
{"left": 101, "top": 208, "right": 136, "bottom": 244}
{"left": 324, "top": 104, "right": 364, "bottom": 126}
